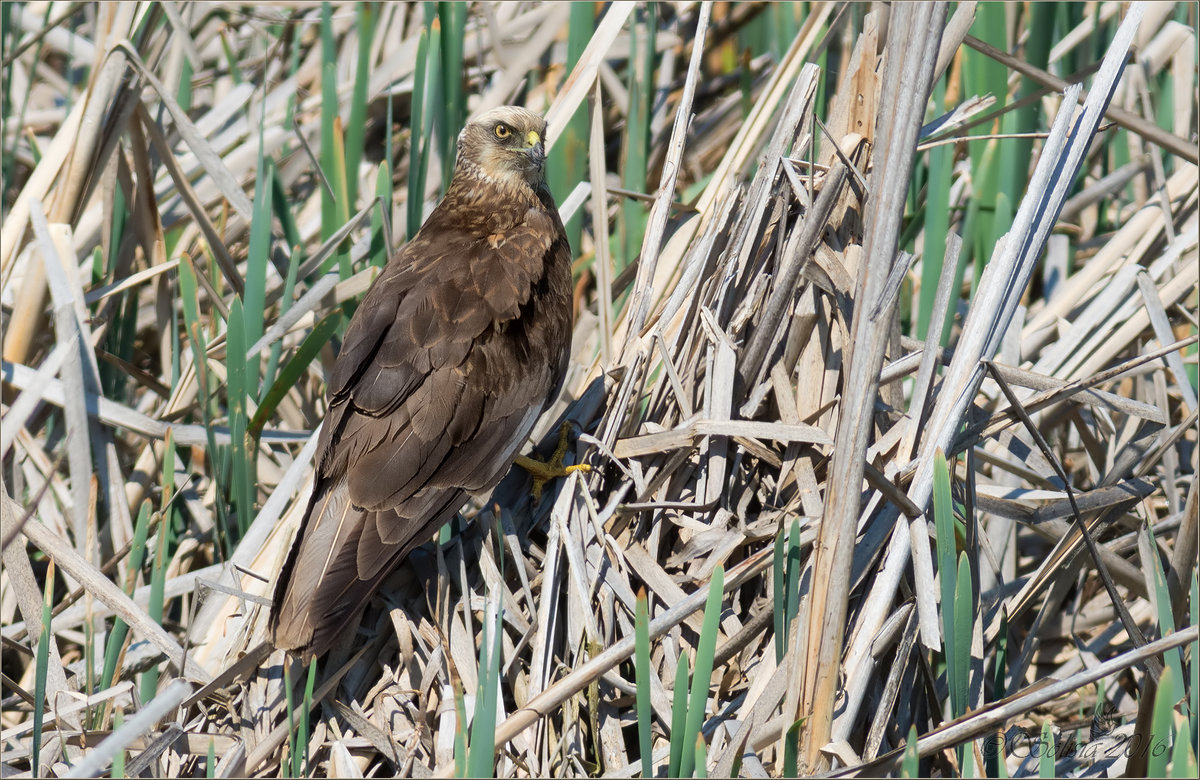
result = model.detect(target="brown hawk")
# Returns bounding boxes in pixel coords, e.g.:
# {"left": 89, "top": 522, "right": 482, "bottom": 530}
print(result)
{"left": 271, "top": 106, "right": 575, "bottom": 659}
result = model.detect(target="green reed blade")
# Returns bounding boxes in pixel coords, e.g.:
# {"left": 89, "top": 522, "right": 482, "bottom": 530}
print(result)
{"left": 371, "top": 162, "right": 394, "bottom": 268}
{"left": 783, "top": 717, "right": 804, "bottom": 778}
{"left": 453, "top": 675, "right": 468, "bottom": 776}
{"left": 1038, "top": 719, "right": 1054, "bottom": 777}
{"left": 547, "top": 0, "right": 594, "bottom": 258}
{"left": 140, "top": 502, "right": 173, "bottom": 704}
{"left": 635, "top": 589, "right": 653, "bottom": 776}
{"left": 784, "top": 519, "right": 800, "bottom": 653}
{"left": 1147, "top": 524, "right": 1187, "bottom": 707}
{"left": 680, "top": 565, "right": 724, "bottom": 778}
{"left": 179, "top": 255, "right": 230, "bottom": 555}
{"left": 226, "top": 298, "right": 253, "bottom": 537}
{"left": 466, "top": 599, "right": 502, "bottom": 778}
{"left": 619, "top": 7, "right": 654, "bottom": 270}
{"left": 98, "top": 500, "right": 153, "bottom": 717}
{"left": 331, "top": 115, "right": 352, "bottom": 281}
{"left": 244, "top": 135, "right": 273, "bottom": 354}
{"left": 249, "top": 311, "right": 341, "bottom": 439}
{"left": 669, "top": 651, "right": 690, "bottom": 778}
{"left": 1190, "top": 569, "right": 1198, "bottom": 754}
{"left": 918, "top": 76, "right": 952, "bottom": 342}
{"left": 901, "top": 724, "right": 919, "bottom": 777}
{"left": 1168, "top": 723, "right": 1197, "bottom": 778}
{"left": 408, "top": 26, "right": 430, "bottom": 240}
{"left": 111, "top": 708, "right": 125, "bottom": 778}
{"left": 773, "top": 527, "right": 786, "bottom": 663}
{"left": 301, "top": 660, "right": 316, "bottom": 776}
{"left": 344, "top": 3, "right": 376, "bottom": 208}
{"left": 437, "top": 1, "right": 466, "bottom": 190}
{"left": 933, "top": 449, "right": 956, "bottom": 648}
{"left": 951, "top": 552, "right": 973, "bottom": 719}
{"left": 31, "top": 561, "right": 53, "bottom": 778}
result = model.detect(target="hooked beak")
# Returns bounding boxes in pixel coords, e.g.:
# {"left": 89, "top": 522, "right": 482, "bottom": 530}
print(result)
{"left": 525, "top": 130, "right": 546, "bottom": 169}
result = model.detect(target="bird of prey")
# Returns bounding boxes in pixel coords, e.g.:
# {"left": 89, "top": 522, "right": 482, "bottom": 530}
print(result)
{"left": 271, "top": 106, "right": 577, "bottom": 659}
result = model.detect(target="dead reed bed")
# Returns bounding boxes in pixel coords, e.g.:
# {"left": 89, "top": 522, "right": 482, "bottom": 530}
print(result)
{"left": 2, "top": 2, "right": 1197, "bottom": 777}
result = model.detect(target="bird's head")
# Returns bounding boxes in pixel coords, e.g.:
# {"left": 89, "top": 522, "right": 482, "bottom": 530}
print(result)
{"left": 455, "top": 106, "right": 548, "bottom": 190}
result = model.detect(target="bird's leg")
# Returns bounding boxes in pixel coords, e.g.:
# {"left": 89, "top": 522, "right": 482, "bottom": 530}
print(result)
{"left": 514, "top": 420, "right": 592, "bottom": 502}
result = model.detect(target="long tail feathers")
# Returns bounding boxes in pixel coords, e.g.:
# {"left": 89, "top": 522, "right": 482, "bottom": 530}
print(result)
{"left": 271, "top": 477, "right": 379, "bottom": 657}
{"left": 270, "top": 476, "right": 461, "bottom": 659}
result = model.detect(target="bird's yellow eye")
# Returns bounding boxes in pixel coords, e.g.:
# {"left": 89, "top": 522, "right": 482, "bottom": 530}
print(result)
{"left": 494, "top": 123, "right": 510, "bottom": 139}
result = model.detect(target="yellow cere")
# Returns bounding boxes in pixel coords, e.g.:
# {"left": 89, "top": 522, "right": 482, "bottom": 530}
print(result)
{"left": 526, "top": 130, "right": 541, "bottom": 147}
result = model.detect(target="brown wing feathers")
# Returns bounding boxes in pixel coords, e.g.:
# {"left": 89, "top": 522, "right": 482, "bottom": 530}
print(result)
{"left": 270, "top": 106, "right": 572, "bottom": 659}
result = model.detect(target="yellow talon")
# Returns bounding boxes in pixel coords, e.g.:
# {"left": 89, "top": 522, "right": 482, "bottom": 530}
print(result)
{"left": 514, "top": 420, "right": 592, "bottom": 502}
